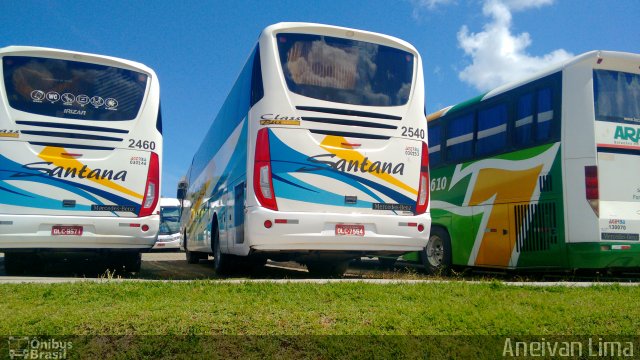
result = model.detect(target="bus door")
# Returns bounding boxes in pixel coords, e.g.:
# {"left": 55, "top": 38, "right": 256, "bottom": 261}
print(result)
{"left": 473, "top": 204, "right": 513, "bottom": 268}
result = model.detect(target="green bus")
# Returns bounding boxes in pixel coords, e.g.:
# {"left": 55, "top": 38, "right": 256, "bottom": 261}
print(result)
{"left": 422, "top": 50, "right": 640, "bottom": 273}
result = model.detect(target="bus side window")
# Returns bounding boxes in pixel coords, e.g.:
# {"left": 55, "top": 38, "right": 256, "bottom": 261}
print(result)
{"left": 250, "top": 46, "right": 264, "bottom": 107}
{"left": 476, "top": 104, "right": 507, "bottom": 157}
{"left": 536, "top": 87, "right": 553, "bottom": 141}
{"left": 446, "top": 113, "right": 474, "bottom": 162}
{"left": 428, "top": 124, "right": 441, "bottom": 167}
{"left": 515, "top": 93, "right": 534, "bottom": 146}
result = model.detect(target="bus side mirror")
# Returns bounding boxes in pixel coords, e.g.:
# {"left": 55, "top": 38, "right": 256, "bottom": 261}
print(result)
{"left": 177, "top": 180, "right": 187, "bottom": 200}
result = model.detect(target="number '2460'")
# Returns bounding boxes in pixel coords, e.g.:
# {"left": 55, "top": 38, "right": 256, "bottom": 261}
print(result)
{"left": 128, "top": 139, "right": 156, "bottom": 150}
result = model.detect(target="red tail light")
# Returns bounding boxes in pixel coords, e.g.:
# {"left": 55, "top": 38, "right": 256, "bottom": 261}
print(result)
{"left": 254, "top": 128, "right": 278, "bottom": 211}
{"left": 585, "top": 165, "right": 599, "bottom": 216}
{"left": 139, "top": 152, "right": 159, "bottom": 217}
{"left": 415, "top": 141, "right": 430, "bottom": 215}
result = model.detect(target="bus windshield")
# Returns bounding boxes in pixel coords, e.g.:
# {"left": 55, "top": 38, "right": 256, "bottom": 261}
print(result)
{"left": 159, "top": 206, "right": 180, "bottom": 235}
{"left": 276, "top": 33, "right": 414, "bottom": 107}
{"left": 593, "top": 69, "right": 640, "bottom": 124}
{"left": 3, "top": 56, "right": 148, "bottom": 121}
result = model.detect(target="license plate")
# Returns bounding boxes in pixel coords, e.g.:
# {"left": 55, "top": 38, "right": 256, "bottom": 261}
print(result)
{"left": 51, "top": 225, "right": 83, "bottom": 236}
{"left": 335, "top": 224, "right": 365, "bottom": 236}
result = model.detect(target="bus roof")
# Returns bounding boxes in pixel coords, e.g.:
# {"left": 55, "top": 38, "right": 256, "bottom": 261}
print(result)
{"left": 0, "top": 45, "right": 155, "bottom": 75}
{"left": 261, "top": 22, "right": 419, "bottom": 56}
{"left": 427, "top": 50, "right": 639, "bottom": 122}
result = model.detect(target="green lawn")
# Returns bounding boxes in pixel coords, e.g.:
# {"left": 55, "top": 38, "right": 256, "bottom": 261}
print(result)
{"left": 1, "top": 281, "right": 638, "bottom": 335}
{"left": 2, "top": 281, "right": 639, "bottom": 358}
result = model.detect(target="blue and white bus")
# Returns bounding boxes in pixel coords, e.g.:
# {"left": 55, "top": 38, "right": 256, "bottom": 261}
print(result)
{"left": 0, "top": 46, "right": 162, "bottom": 274}
{"left": 178, "top": 23, "right": 430, "bottom": 276}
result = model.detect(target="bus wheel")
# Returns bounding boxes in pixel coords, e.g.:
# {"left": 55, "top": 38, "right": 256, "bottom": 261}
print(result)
{"left": 4, "top": 253, "right": 26, "bottom": 275}
{"left": 422, "top": 228, "right": 451, "bottom": 275}
{"left": 211, "top": 219, "right": 234, "bottom": 275}
{"left": 184, "top": 233, "right": 204, "bottom": 264}
{"left": 122, "top": 252, "right": 142, "bottom": 273}
{"left": 306, "top": 261, "right": 349, "bottom": 278}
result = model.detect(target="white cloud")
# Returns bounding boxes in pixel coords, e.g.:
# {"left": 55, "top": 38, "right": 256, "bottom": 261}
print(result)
{"left": 410, "top": 0, "right": 456, "bottom": 17}
{"left": 457, "top": 0, "right": 573, "bottom": 91}
{"left": 412, "top": 0, "right": 456, "bottom": 10}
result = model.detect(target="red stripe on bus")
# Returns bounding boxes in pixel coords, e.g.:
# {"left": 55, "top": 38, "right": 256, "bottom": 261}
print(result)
{"left": 597, "top": 143, "right": 640, "bottom": 150}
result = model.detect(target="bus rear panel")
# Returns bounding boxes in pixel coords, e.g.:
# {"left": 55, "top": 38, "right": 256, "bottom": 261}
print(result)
{"left": 0, "top": 46, "right": 161, "bottom": 253}
{"left": 180, "top": 23, "right": 430, "bottom": 272}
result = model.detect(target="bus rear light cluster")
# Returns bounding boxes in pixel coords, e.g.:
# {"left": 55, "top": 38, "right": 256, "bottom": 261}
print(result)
{"left": 415, "top": 141, "right": 430, "bottom": 215}
{"left": 602, "top": 245, "right": 632, "bottom": 251}
{"left": 585, "top": 165, "right": 599, "bottom": 217}
{"left": 120, "top": 223, "right": 149, "bottom": 231}
{"left": 254, "top": 128, "right": 278, "bottom": 211}
{"left": 264, "top": 219, "right": 299, "bottom": 229}
{"left": 398, "top": 222, "right": 425, "bottom": 232}
{"left": 139, "top": 152, "right": 159, "bottom": 218}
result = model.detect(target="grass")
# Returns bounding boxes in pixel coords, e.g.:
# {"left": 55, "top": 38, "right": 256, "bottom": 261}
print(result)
{"left": 1, "top": 281, "right": 638, "bottom": 336}
{"left": 2, "top": 281, "right": 639, "bottom": 358}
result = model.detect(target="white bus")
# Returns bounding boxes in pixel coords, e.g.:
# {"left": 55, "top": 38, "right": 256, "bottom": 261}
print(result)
{"left": 0, "top": 46, "right": 161, "bottom": 274}
{"left": 425, "top": 50, "right": 640, "bottom": 273}
{"left": 153, "top": 198, "right": 181, "bottom": 250}
{"left": 178, "top": 23, "right": 430, "bottom": 276}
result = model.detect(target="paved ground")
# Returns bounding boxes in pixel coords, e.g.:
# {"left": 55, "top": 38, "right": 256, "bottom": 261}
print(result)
{"left": 1, "top": 252, "right": 639, "bottom": 285}
{"left": 0, "top": 252, "right": 423, "bottom": 282}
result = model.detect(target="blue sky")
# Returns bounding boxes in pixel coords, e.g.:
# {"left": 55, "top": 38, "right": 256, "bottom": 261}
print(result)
{"left": 2, "top": 0, "right": 638, "bottom": 196}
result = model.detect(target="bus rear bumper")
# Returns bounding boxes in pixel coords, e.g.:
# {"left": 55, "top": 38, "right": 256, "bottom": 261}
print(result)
{"left": 245, "top": 207, "right": 430, "bottom": 255}
{"left": 0, "top": 214, "right": 159, "bottom": 250}
{"left": 567, "top": 242, "right": 640, "bottom": 269}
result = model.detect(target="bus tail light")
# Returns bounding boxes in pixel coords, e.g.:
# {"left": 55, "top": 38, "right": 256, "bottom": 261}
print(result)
{"left": 139, "top": 152, "right": 159, "bottom": 217}
{"left": 415, "top": 141, "right": 429, "bottom": 215}
{"left": 585, "top": 165, "right": 599, "bottom": 217}
{"left": 254, "top": 128, "right": 278, "bottom": 211}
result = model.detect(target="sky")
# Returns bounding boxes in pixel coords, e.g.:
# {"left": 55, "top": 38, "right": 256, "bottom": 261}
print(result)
{"left": 1, "top": 0, "right": 638, "bottom": 197}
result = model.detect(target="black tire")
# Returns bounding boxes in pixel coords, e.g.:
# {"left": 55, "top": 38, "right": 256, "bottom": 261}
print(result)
{"left": 211, "top": 218, "right": 234, "bottom": 275}
{"left": 421, "top": 227, "right": 452, "bottom": 275}
{"left": 122, "top": 252, "right": 142, "bottom": 273}
{"left": 4, "top": 253, "right": 26, "bottom": 275}
{"left": 378, "top": 256, "right": 398, "bottom": 269}
{"left": 306, "top": 260, "right": 349, "bottom": 277}
{"left": 184, "top": 232, "right": 205, "bottom": 264}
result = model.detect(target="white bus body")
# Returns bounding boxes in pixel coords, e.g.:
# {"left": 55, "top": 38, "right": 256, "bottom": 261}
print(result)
{"left": 179, "top": 23, "right": 430, "bottom": 275}
{"left": 153, "top": 198, "right": 181, "bottom": 250}
{"left": 0, "top": 46, "right": 161, "bottom": 272}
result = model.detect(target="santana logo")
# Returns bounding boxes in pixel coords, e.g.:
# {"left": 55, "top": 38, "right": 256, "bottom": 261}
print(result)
{"left": 14, "top": 162, "right": 128, "bottom": 181}
{"left": 302, "top": 154, "right": 405, "bottom": 175}
{"left": 614, "top": 126, "right": 640, "bottom": 143}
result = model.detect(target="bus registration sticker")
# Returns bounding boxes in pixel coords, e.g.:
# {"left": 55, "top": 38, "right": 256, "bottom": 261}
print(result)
{"left": 335, "top": 224, "right": 365, "bottom": 236}
{"left": 51, "top": 225, "right": 83, "bottom": 236}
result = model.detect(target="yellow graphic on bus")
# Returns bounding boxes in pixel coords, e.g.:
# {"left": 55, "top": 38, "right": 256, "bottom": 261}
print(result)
{"left": 320, "top": 136, "right": 417, "bottom": 195}
{"left": 469, "top": 166, "right": 543, "bottom": 267}
{"left": 38, "top": 146, "right": 143, "bottom": 200}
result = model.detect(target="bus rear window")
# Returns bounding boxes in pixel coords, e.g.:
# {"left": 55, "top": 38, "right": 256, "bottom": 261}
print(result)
{"left": 594, "top": 70, "right": 640, "bottom": 124}
{"left": 2, "top": 56, "right": 148, "bottom": 121}
{"left": 276, "top": 33, "right": 414, "bottom": 107}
